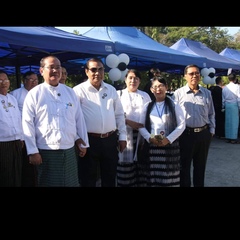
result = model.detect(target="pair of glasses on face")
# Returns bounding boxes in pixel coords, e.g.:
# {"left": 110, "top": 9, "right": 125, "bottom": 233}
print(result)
{"left": 26, "top": 78, "right": 38, "bottom": 82}
{"left": 88, "top": 67, "right": 105, "bottom": 73}
{"left": 187, "top": 72, "right": 200, "bottom": 76}
{"left": 0, "top": 79, "right": 10, "bottom": 84}
{"left": 151, "top": 84, "right": 165, "bottom": 90}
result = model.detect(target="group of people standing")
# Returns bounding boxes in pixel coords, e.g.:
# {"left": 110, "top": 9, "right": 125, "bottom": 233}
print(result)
{"left": 0, "top": 56, "right": 217, "bottom": 187}
{"left": 210, "top": 73, "right": 240, "bottom": 144}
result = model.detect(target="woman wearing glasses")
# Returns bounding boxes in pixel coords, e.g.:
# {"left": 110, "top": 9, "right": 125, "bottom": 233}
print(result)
{"left": 0, "top": 70, "right": 24, "bottom": 187}
{"left": 137, "top": 76, "right": 185, "bottom": 187}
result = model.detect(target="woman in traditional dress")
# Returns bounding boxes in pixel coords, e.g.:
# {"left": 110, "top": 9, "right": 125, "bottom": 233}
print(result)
{"left": 116, "top": 69, "right": 151, "bottom": 187}
{"left": 138, "top": 77, "right": 185, "bottom": 187}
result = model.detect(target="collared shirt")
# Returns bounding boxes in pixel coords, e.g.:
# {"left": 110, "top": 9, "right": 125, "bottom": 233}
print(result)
{"left": 0, "top": 93, "right": 24, "bottom": 142}
{"left": 22, "top": 82, "right": 89, "bottom": 155}
{"left": 172, "top": 84, "right": 215, "bottom": 134}
{"left": 73, "top": 80, "right": 127, "bottom": 141}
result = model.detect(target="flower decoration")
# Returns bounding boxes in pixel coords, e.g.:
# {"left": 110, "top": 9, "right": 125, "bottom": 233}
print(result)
{"left": 106, "top": 53, "right": 130, "bottom": 83}
{"left": 200, "top": 67, "right": 216, "bottom": 85}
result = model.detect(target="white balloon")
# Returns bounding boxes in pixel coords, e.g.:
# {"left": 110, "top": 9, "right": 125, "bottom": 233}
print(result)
{"left": 118, "top": 53, "right": 130, "bottom": 65}
{"left": 109, "top": 68, "right": 122, "bottom": 82}
{"left": 202, "top": 76, "right": 212, "bottom": 84}
{"left": 200, "top": 68, "right": 210, "bottom": 76}
{"left": 106, "top": 54, "right": 119, "bottom": 68}
{"left": 209, "top": 67, "right": 216, "bottom": 74}
{"left": 120, "top": 68, "right": 128, "bottom": 81}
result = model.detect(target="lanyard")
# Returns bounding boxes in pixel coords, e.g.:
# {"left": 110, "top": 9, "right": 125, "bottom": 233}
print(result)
{"left": 155, "top": 102, "right": 165, "bottom": 118}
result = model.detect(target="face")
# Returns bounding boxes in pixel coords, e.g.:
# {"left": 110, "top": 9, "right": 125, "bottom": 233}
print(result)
{"left": 24, "top": 73, "right": 39, "bottom": 91}
{"left": 85, "top": 60, "right": 104, "bottom": 88}
{"left": 125, "top": 71, "right": 140, "bottom": 92}
{"left": 59, "top": 67, "right": 67, "bottom": 84}
{"left": 0, "top": 73, "right": 10, "bottom": 95}
{"left": 151, "top": 80, "right": 167, "bottom": 99}
{"left": 184, "top": 67, "right": 201, "bottom": 87}
{"left": 39, "top": 56, "right": 62, "bottom": 86}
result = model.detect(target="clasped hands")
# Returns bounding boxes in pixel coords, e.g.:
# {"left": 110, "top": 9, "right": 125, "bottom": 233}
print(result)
{"left": 149, "top": 134, "right": 170, "bottom": 147}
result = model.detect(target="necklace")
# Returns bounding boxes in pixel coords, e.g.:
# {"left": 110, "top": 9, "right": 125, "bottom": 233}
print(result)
{"left": 155, "top": 102, "right": 165, "bottom": 118}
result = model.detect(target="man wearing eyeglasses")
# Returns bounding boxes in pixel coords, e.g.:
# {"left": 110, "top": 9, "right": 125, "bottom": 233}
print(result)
{"left": 172, "top": 64, "right": 215, "bottom": 187}
{"left": 73, "top": 57, "right": 127, "bottom": 187}
{"left": 10, "top": 71, "right": 39, "bottom": 187}
{"left": 22, "top": 55, "right": 89, "bottom": 187}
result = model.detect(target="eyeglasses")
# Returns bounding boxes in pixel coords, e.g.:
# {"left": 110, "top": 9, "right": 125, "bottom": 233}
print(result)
{"left": 88, "top": 67, "right": 105, "bottom": 73}
{"left": 151, "top": 84, "right": 165, "bottom": 90}
{"left": 187, "top": 72, "right": 200, "bottom": 76}
{"left": 43, "top": 66, "right": 62, "bottom": 71}
{"left": 0, "top": 79, "right": 10, "bottom": 84}
{"left": 26, "top": 78, "right": 38, "bottom": 82}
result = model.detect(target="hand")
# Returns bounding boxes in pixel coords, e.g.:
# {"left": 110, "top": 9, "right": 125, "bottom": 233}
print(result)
{"left": 76, "top": 138, "right": 86, "bottom": 147}
{"left": 118, "top": 140, "right": 127, "bottom": 153}
{"left": 29, "top": 153, "right": 42, "bottom": 165}
{"left": 78, "top": 147, "right": 87, "bottom": 157}
{"left": 75, "top": 138, "right": 87, "bottom": 157}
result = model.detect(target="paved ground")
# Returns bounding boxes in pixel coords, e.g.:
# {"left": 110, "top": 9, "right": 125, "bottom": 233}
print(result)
{"left": 205, "top": 136, "right": 240, "bottom": 187}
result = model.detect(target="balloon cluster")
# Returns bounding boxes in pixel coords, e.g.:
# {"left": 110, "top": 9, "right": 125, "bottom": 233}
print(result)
{"left": 106, "top": 53, "right": 130, "bottom": 83}
{"left": 201, "top": 67, "right": 216, "bottom": 85}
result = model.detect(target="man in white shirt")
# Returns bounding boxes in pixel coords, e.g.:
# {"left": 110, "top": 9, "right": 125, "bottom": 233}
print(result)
{"left": 73, "top": 57, "right": 127, "bottom": 187}
{"left": 22, "top": 55, "right": 89, "bottom": 187}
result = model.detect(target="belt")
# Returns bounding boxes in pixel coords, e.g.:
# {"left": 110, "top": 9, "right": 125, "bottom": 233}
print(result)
{"left": 88, "top": 130, "right": 116, "bottom": 138}
{"left": 185, "top": 125, "right": 208, "bottom": 133}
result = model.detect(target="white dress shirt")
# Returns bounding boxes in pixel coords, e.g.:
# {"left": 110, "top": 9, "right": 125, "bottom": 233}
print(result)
{"left": 0, "top": 93, "right": 23, "bottom": 142}
{"left": 73, "top": 80, "right": 127, "bottom": 141}
{"left": 22, "top": 82, "right": 89, "bottom": 155}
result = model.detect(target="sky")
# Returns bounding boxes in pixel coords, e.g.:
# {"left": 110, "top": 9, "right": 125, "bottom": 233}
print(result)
{"left": 56, "top": 26, "right": 240, "bottom": 36}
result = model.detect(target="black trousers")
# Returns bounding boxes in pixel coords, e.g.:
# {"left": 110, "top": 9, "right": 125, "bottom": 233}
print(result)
{"left": 78, "top": 131, "right": 119, "bottom": 187}
{"left": 179, "top": 128, "right": 212, "bottom": 187}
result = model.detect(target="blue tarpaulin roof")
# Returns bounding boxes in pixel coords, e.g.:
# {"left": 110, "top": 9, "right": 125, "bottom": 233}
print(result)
{"left": 69, "top": 26, "right": 209, "bottom": 72}
{"left": 219, "top": 47, "right": 240, "bottom": 62}
{"left": 0, "top": 26, "right": 114, "bottom": 72}
{"left": 170, "top": 38, "right": 240, "bottom": 73}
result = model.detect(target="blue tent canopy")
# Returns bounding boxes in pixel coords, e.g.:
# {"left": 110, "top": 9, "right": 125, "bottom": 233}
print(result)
{"left": 0, "top": 26, "right": 114, "bottom": 73}
{"left": 219, "top": 47, "right": 240, "bottom": 62}
{"left": 170, "top": 38, "right": 240, "bottom": 74}
{"left": 70, "top": 26, "right": 209, "bottom": 72}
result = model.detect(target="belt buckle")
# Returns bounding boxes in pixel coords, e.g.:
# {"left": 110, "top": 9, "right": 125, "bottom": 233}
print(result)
{"left": 194, "top": 128, "right": 200, "bottom": 132}
{"left": 100, "top": 133, "right": 107, "bottom": 138}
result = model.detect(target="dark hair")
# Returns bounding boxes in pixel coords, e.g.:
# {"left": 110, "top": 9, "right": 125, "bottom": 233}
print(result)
{"left": 85, "top": 58, "right": 104, "bottom": 69}
{"left": 215, "top": 76, "right": 222, "bottom": 85}
{"left": 23, "top": 71, "right": 37, "bottom": 79}
{"left": 125, "top": 69, "right": 141, "bottom": 79}
{"left": 184, "top": 64, "right": 199, "bottom": 75}
{"left": 151, "top": 76, "right": 167, "bottom": 86}
{"left": 228, "top": 73, "right": 237, "bottom": 82}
